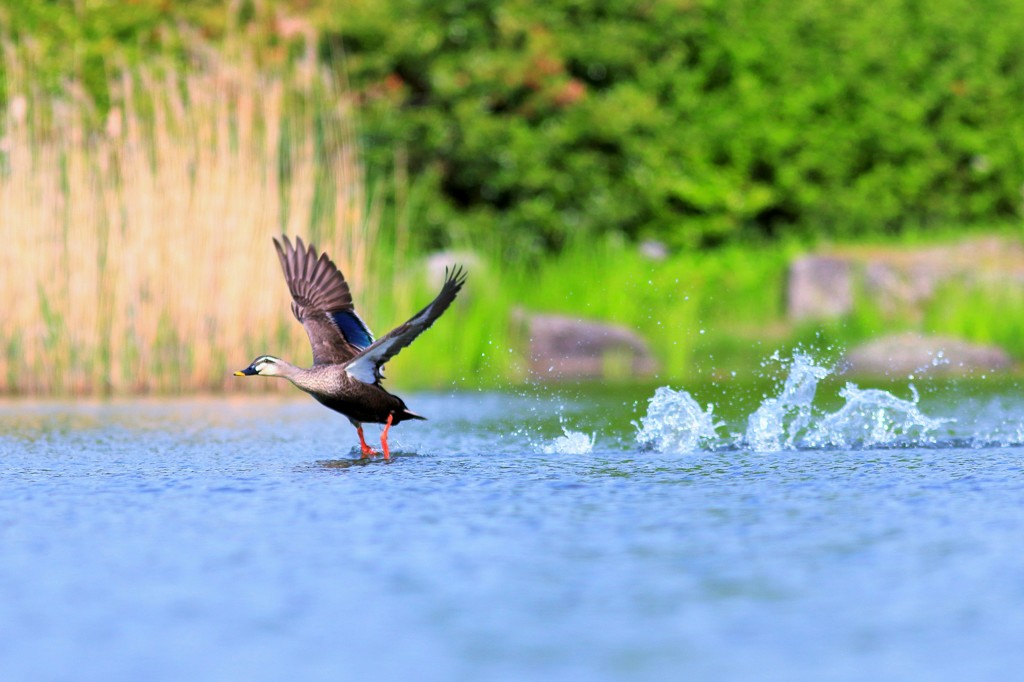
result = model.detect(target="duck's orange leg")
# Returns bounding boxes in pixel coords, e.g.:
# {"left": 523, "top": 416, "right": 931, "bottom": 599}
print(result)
{"left": 380, "top": 413, "right": 394, "bottom": 461}
{"left": 357, "top": 426, "right": 378, "bottom": 458}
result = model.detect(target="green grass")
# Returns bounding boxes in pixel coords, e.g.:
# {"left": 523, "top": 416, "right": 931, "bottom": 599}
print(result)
{"left": 922, "top": 281, "right": 1024, "bottom": 354}
{"left": 386, "top": 229, "right": 1024, "bottom": 390}
{"left": 384, "top": 235, "right": 797, "bottom": 388}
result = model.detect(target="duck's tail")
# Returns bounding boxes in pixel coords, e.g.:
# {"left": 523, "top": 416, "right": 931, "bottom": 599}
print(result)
{"left": 397, "top": 408, "right": 427, "bottom": 422}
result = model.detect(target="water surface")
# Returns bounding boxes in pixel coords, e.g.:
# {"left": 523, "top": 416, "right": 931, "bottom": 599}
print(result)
{"left": 2, "top": 367, "right": 1024, "bottom": 681}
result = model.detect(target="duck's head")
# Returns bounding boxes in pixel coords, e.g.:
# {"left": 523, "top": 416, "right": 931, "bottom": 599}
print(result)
{"left": 234, "top": 355, "right": 283, "bottom": 377}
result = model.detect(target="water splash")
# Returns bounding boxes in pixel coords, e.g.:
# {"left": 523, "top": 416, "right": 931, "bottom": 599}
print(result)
{"left": 636, "top": 350, "right": 952, "bottom": 453}
{"left": 635, "top": 386, "right": 721, "bottom": 453}
{"left": 804, "top": 383, "right": 951, "bottom": 449}
{"left": 540, "top": 426, "right": 595, "bottom": 455}
{"left": 745, "top": 352, "right": 831, "bottom": 451}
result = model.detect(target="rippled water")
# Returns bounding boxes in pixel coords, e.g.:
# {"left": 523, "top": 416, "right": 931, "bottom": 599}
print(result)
{"left": 3, "top": 359, "right": 1024, "bottom": 681}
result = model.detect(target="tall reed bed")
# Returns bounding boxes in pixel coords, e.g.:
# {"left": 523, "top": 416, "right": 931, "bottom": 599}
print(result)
{"left": 0, "top": 43, "right": 397, "bottom": 394}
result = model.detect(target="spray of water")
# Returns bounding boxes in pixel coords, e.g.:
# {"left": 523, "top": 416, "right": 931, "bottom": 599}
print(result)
{"left": 803, "top": 383, "right": 951, "bottom": 448}
{"left": 635, "top": 350, "right": 954, "bottom": 453}
{"left": 745, "top": 352, "right": 831, "bottom": 451}
{"left": 540, "top": 426, "right": 596, "bottom": 455}
{"left": 634, "top": 386, "right": 722, "bottom": 453}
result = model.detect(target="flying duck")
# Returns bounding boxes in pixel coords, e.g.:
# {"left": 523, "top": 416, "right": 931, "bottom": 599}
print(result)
{"left": 234, "top": 236, "right": 466, "bottom": 460}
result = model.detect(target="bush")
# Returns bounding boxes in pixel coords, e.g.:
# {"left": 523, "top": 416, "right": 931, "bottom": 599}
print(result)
{"left": 6, "top": 0, "right": 1024, "bottom": 252}
{"left": 326, "top": 0, "right": 1024, "bottom": 250}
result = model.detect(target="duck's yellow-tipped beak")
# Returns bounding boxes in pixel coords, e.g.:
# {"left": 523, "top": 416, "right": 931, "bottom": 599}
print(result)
{"left": 234, "top": 366, "right": 258, "bottom": 377}
{"left": 233, "top": 370, "right": 246, "bottom": 376}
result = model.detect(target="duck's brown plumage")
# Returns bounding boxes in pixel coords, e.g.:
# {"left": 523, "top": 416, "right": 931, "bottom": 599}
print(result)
{"left": 236, "top": 237, "right": 467, "bottom": 457}
{"left": 273, "top": 235, "right": 372, "bottom": 366}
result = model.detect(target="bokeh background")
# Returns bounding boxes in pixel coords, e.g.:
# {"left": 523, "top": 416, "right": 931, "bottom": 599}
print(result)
{"left": 2, "top": 0, "right": 1023, "bottom": 394}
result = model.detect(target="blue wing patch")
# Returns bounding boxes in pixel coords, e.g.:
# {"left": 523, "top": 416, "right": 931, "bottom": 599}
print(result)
{"left": 330, "top": 310, "right": 374, "bottom": 350}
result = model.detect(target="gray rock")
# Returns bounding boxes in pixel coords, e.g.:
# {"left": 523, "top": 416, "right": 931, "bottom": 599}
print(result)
{"left": 517, "top": 311, "right": 659, "bottom": 380}
{"left": 788, "top": 256, "right": 854, "bottom": 320}
{"left": 862, "top": 260, "right": 937, "bottom": 314}
{"left": 787, "top": 237, "right": 1024, "bottom": 321}
{"left": 840, "top": 333, "right": 1014, "bottom": 377}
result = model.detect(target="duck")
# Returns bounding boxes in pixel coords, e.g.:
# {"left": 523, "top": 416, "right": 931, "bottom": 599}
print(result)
{"left": 234, "top": 236, "right": 466, "bottom": 460}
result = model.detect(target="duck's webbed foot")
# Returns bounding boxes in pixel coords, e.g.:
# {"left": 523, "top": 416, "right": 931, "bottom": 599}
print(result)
{"left": 356, "top": 425, "right": 378, "bottom": 458}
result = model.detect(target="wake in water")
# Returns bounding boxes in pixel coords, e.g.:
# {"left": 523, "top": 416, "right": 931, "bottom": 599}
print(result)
{"left": 637, "top": 351, "right": 955, "bottom": 453}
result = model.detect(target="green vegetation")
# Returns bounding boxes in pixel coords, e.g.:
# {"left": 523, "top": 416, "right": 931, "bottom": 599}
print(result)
{"left": 3, "top": 1, "right": 1024, "bottom": 394}
{"left": 388, "top": 236, "right": 794, "bottom": 387}
{"left": 6, "top": 1, "right": 1024, "bottom": 250}
{"left": 334, "top": 0, "right": 1024, "bottom": 251}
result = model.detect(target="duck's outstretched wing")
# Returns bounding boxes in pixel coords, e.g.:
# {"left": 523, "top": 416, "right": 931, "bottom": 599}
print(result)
{"left": 274, "top": 235, "right": 374, "bottom": 366}
{"left": 344, "top": 266, "right": 467, "bottom": 385}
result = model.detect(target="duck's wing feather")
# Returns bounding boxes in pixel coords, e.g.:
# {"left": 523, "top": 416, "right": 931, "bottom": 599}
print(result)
{"left": 345, "top": 266, "right": 467, "bottom": 385}
{"left": 274, "top": 235, "right": 374, "bottom": 366}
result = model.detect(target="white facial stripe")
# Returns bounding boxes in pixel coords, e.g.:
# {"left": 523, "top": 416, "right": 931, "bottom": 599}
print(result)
{"left": 254, "top": 357, "right": 277, "bottom": 373}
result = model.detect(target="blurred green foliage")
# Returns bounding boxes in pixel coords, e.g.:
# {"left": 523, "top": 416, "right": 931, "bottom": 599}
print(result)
{"left": 1, "top": 0, "right": 175, "bottom": 109}
{"left": 4, "top": 0, "right": 1024, "bottom": 253}
{"left": 326, "top": 0, "right": 1024, "bottom": 251}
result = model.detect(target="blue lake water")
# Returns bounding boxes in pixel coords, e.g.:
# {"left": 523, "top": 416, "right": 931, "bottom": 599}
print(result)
{"left": 2, "top": 364, "right": 1024, "bottom": 680}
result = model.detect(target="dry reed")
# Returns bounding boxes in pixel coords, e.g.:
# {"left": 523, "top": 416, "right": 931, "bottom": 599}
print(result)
{"left": 0, "top": 43, "right": 392, "bottom": 395}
